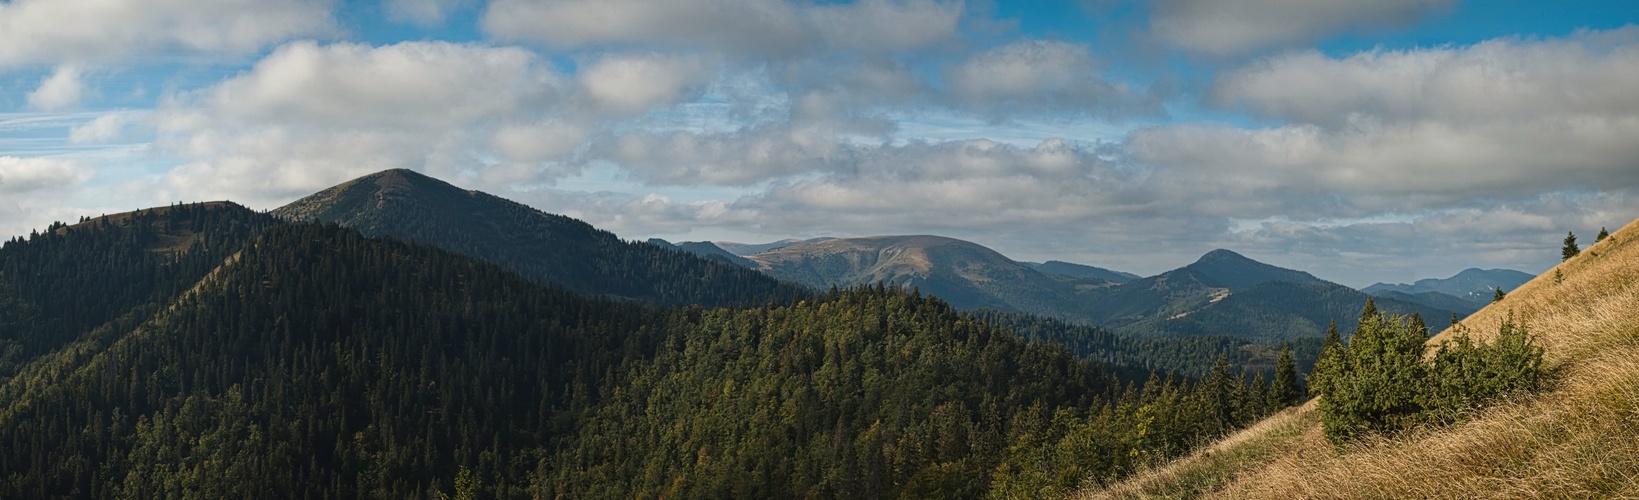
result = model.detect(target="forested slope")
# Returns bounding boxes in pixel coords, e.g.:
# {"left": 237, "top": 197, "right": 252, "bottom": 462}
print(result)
{"left": 0, "top": 219, "right": 1303, "bottom": 498}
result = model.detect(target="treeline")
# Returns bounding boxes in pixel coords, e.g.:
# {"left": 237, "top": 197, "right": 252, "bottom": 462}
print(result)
{"left": 1311, "top": 301, "right": 1545, "bottom": 444}
{"left": 977, "top": 310, "right": 1322, "bottom": 379}
{"left": 0, "top": 212, "right": 1310, "bottom": 497}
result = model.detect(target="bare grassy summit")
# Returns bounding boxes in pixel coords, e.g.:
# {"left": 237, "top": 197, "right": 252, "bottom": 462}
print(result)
{"left": 1082, "top": 217, "right": 1639, "bottom": 499}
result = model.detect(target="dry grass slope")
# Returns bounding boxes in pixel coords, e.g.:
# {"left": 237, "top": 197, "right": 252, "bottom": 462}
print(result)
{"left": 1081, "top": 219, "right": 1639, "bottom": 499}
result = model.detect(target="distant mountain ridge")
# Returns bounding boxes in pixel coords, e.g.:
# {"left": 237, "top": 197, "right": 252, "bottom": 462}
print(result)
{"left": 743, "top": 235, "right": 1110, "bottom": 320}
{"left": 1363, "top": 268, "right": 1533, "bottom": 300}
{"left": 1030, "top": 260, "right": 1141, "bottom": 283}
{"left": 271, "top": 169, "right": 807, "bottom": 306}
{"left": 716, "top": 237, "right": 836, "bottom": 256}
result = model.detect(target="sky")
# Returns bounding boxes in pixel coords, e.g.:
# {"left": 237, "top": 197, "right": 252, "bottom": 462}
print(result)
{"left": 2, "top": 0, "right": 1638, "bottom": 288}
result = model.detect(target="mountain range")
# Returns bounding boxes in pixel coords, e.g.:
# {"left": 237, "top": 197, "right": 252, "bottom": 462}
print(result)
{"left": 1361, "top": 268, "right": 1535, "bottom": 313}
{"left": 705, "top": 233, "right": 1460, "bottom": 342}
{"left": 0, "top": 167, "right": 1563, "bottom": 497}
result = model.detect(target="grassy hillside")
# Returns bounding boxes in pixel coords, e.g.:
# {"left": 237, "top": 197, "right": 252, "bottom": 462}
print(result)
{"left": 1081, "top": 218, "right": 1639, "bottom": 498}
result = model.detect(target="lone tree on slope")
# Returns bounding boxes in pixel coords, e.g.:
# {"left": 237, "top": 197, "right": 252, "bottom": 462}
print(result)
{"left": 1563, "top": 231, "right": 1580, "bottom": 262}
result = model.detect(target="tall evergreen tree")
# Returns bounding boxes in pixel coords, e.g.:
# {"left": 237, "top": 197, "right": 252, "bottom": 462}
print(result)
{"left": 1563, "top": 231, "right": 1580, "bottom": 261}
{"left": 1269, "top": 345, "right": 1301, "bottom": 408}
{"left": 1597, "top": 227, "right": 1610, "bottom": 243}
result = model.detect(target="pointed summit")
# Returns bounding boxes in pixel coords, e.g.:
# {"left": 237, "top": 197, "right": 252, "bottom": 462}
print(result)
{"left": 1183, "top": 249, "right": 1320, "bottom": 291}
{"left": 270, "top": 169, "right": 805, "bottom": 306}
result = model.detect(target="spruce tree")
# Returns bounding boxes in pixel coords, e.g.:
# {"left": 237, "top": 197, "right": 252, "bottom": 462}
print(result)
{"left": 1597, "top": 227, "right": 1610, "bottom": 243}
{"left": 1269, "top": 345, "right": 1301, "bottom": 408}
{"left": 1310, "top": 320, "right": 1343, "bottom": 398}
{"left": 1493, "top": 287, "right": 1506, "bottom": 303}
{"left": 1563, "top": 231, "right": 1580, "bottom": 261}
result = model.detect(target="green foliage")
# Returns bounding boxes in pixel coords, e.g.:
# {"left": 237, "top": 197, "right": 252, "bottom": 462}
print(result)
{"left": 1597, "top": 227, "right": 1610, "bottom": 243}
{"left": 1313, "top": 308, "right": 1545, "bottom": 445}
{"left": 1423, "top": 314, "right": 1544, "bottom": 423}
{"left": 1268, "top": 346, "right": 1301, "bottom": 409}
{"left": 1564, "top": 231, "right": 1581, "bottom": 261}
{"left": 1495, "top": 287, "right": 1507, "bottom": 302}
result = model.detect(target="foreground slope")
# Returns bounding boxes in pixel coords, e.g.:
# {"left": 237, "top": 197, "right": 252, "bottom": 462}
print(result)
{"left": 1085, "top": 218, "right": 1639, "bottom": 499}
{"left": 272, "top": 168, "right": 807, "bottom": 306}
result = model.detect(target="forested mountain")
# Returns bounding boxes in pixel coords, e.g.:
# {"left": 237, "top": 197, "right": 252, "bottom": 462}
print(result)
{"left": 0, "top": 214, "right": 1299, "bottom": 498}
{"left": 0, "top": 202, "right": 276, "bottom": 381}
{"left": 1077, "top": 249, "right": 1459, "bottom": 341}
{"left": 1029, "top": 260, "right": 1142, "bottom": 283}
{"left": 270, "top": 168, "right": 807, "bottom": 307}
{"left": 650, "top": 238, "right": 756, "bottom": 267}
{"left": 743, "top": 235, "right": 1112, "bottom": 321}
{"left": 1109, "top": 280, "right": 1458, "bottom": 342}
{"left": 1369, "top": 290, "right": 1484, "bottom": 314}
{"left": 1362, "top": 267, "right": 1534, "bottom": 310}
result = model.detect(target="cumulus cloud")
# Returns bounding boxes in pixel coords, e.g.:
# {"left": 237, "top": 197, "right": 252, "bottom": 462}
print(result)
{"left": 1215, "top": 28, "right": 1639, "bottom": 125}
{"left": 0, "top": 156, "right": 83, "bottom": 194}
{"left": 26, "top": 65, "right": 85, "bottom": 110}
{"left": 1151, "top": 0, "right": 1453, "bottom": 55}
{"left": 945, "top": 40, "right": 1159, "bottom": 119}
{"left": 586, "top": 122, "right": 860, "bottom": 185}
{"left": 577, "top": 53, "right": 717, "bottom": 115}
{"left": 482, "top": 0, "right": 961, "bottom": 56}
{"left": 0, "top": 0, "right": 334, "bottom": 68}
{"left": 1120, "top": 27, "right": 1639, "bottom": 218}
{"left": 153, "top": 41, "right": 568, "bottom": 206}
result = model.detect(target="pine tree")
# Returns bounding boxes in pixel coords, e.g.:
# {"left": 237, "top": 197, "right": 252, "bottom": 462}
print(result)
{"left": 1268, "top": 345, "right": 1300, "bottom": 409}
{"left": 1310, "top": 320, "right": 1343, "bottom": 398}
{"left": 1563, "top": 231, "right": 1580, "bottom": 261}
{"left": 1359, "top": 298, "right": 1378, "bottom": 323}
{"left": 1597, "top": 227, "right": 1610, "bottom": 243}
{"left": 1493, "top": 287, "right": 1506, "bottom": 303}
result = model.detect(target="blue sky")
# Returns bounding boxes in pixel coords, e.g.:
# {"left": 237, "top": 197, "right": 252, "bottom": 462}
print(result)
{"left": 3, "top": 0, "right": 1638, "bottom": 287}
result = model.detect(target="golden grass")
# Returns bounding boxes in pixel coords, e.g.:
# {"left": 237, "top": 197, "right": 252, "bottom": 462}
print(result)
{"left": 1080, "top": 219, "right": 1639, "bottom": 499}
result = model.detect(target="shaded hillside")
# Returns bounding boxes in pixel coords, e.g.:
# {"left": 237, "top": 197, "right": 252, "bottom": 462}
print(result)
{"left": 0, "top": 202, "right": 275, "bottom": 381}
{"left": 1369, "top": 289, "right": 1483, "bottom": 314}
{"left": 0, "top": 219, "right": 1286, "bottom": 498}
{"left": 654, "top": 239, "right": 756, "bottom": 267}
{"left": 271, "top": 169, "right": 807, "bottom": 307}
{"left": 1363, "top": 267, "right": 1533, "bottom": 305}
{"left": 1085, "top": 217, "right": 1639, "bottom": 499}
{"left": 1084, "top": 250, "right": 1321, "bottom": 327}
{"left": 745, "top": 235, "right": 1109, "bottom": 321}
{"left": 716, "top": 237, "right": 835, "bottom": 256}
{"left": 1113, "top": 280, "right": 1459, "bottom": 342}
{"left": 1031, "top": 260, "right": 1141, "bottom": 284}
{"left": 975, "top": 310, "right": 1323, "bottom": 379}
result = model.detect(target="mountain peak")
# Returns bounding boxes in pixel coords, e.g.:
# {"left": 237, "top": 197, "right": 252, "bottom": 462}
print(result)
{"left": 1194, "top": 248, "right": 1251, "bottom": 264}
{"left": 1182, "top": 249, "right": 1319, "bottom": 291}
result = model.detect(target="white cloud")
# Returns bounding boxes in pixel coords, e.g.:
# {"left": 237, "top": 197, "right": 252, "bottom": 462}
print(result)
{"left": 1215, "top": 27, "right": 1639, "bottom": 125}
{"left": 26, "top": 65, "right": 84, "bottom": 110}
{"left": 945, "top": 40, "right": 1158, "bottom": 118}
{"left": 153, "top": 41, "right": 569, "bottom": 207}
{"left": 384, "top": 0, "right": 467, "bottom": 26}
{"left": 587, "top": 122, "right": 859, "bottom": 185}
{"left": 0, "top": 156, "right": 83, "bottom": 194}
{"left": 577, "top": 53, "right": 717, "bottom": 115}
{"left": 0, "top": 0, "right": 335, "bottom": 68}
{"left": 68, "top": 111, "right": 151, "bottom": 145}
{"left": 1151, "top": 0, "right": 1453, "bottom": 55}
{"left": 482, "top": 0, "right": 961, "bottom": 56}
{"left": 1117, "top": 27, "right": 1639, "bottom": 218}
